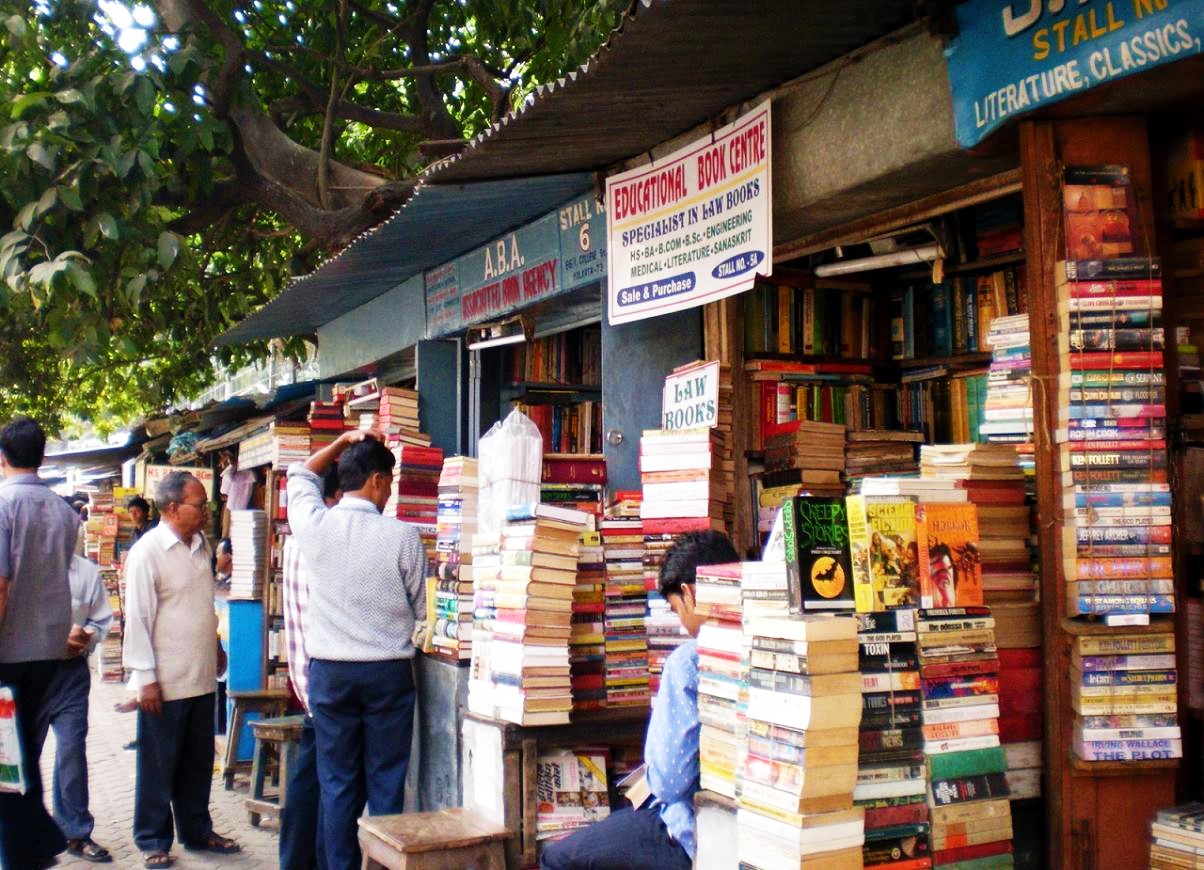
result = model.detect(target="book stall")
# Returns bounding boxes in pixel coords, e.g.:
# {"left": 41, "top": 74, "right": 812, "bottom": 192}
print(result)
{"left": 81, "top": 483, "right": 140, "bottom": 684}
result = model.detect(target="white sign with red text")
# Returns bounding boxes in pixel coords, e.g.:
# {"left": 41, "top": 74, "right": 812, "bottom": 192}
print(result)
{"left": 606, "top": 100, "right": 772, "bottom": 325}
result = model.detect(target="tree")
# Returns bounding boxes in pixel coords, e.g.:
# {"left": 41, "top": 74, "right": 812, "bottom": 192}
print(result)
{"left": 0, "top": 0, "right": 626, "bottom": 430}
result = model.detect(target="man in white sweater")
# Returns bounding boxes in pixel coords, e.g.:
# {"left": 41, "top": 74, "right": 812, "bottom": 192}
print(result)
{"left": 122, "top": 471, "right": 240, "bottom": 869}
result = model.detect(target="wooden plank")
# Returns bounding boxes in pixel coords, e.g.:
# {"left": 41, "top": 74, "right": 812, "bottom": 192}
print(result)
{"left": 520, "top": 737, "right": 539, "bottom": 867}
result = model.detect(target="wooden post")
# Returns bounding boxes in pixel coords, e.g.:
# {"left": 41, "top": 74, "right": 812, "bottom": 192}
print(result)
{"left": 1020, "top": 117, "right": 1176, "bottom": 870}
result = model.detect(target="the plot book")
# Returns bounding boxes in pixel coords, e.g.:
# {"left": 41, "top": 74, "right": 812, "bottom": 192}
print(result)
{"left": 783, "top": 496, "right": 856, "bottom": 612}
{"left": 917, "top": 504, "right": 983, "bottom": 609}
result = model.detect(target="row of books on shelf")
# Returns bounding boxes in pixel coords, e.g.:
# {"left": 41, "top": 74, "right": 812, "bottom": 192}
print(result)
{"left": 506, "top": 328, "right": 602, "bottom": 386}
{"left": 893, "top": 267, "right": 1028, "bottom": 360}
{"left": 744, "top": 281, "right": 874, "bottom": 358}
{"left": 514, "top": 401, "right": 603, "bottom": 456}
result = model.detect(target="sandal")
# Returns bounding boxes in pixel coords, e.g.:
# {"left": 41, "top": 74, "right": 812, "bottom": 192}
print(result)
{"left": 184, "top": 833, "right": 240, "bottom": 854}
{"left": 67, "top": 839, "right": 112, "bottom": 863}
{"left": 142, "top": 852, "right": 173, "bottom": 869}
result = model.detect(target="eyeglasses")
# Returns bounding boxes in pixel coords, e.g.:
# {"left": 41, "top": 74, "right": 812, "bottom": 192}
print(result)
{"left": 179, "top": 500, "right": 210, "bottom": 511}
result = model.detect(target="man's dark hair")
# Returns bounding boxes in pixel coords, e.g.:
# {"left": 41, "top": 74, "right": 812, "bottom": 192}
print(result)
{"left": 337, "top": 440, "right": 394, "bottom": 491}
{"left": 658, "top": 530, "right": 739, "bottom": 598}
{"left": 127, "top": 496, "right": 150, "bottom": 514}
{"left": 322, "top": 467, "right": 341, "bottom": 501}
{"left": 0, "top": 417, "right": 46, "bottom": 469}
{"left": 155, "top": 471, "right": 200, "bottom": 511}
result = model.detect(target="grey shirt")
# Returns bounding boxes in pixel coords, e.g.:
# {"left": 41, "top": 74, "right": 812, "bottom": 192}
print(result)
{"left": 0, "top": 473, "right": 79, "bottom": 662}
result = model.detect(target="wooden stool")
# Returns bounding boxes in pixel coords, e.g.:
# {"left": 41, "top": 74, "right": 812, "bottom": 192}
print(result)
{"left": 222, "top": 688, "right": 290, "bottom": 790}
{"left": 358, "top": 809, "right": 512, "bottom": 870}
{"left": 245, "top": 714, "right": 304, "bottom": 827}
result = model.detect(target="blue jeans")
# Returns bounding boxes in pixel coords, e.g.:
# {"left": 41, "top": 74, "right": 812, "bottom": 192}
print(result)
{"left": 0, "top": 659, "right": 67, "bottom": 867}
{"left": 33, "top": 656, "right": 93, "bottom": 839}
{"left": 539, "top": 807, "right": 692, "bottom": 870}
{"left": 133, "top": 693, "right": 216, "bottom": 853}
{"left": 279, "top": 716, "right": 326, "bottom": 870}
{"left": 309, "top": 658, "right": 416, "bottom": 870}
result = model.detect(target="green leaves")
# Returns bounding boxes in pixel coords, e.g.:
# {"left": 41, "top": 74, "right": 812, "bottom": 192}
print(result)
{"left": 157, "top": 231, "right": 179, "bottom": 268}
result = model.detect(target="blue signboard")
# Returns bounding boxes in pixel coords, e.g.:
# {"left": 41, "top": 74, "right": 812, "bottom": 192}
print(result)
{"left": 424, "top": 193, "right": 608, "bottom": 338}
{"left": 947, "top": 0, "right": 1204, "bottom": 148}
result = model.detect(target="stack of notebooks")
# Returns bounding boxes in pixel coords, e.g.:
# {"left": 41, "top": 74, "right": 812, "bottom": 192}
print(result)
{"left": 918, "top": 608, "right": 1014, "bottom": 868}
{"left": 389, "top": 443, "right": 443, "bottom": 572}
{"left": 694, "top": 562, "right": 746, "bottom": 799}
{"left": 737, "top": 613, "right": 865, "bottom": 870}
{"left": 855, "top": 609, "right": 931, "bottom": 869}
{"left": 466, "top": 533, "right": 502, "bottom": 718}
{"left": 639, "top": 427, "right": 729, "bottom": 533}
{"left": 763, "top": 420, "right": 847, "bottom": 498}
{"left": 600, "top": 514, "right": 649, "bottom": 708}
{"left": 845, "top": 430, "right": 923, "bottom": 480}
{"left": 570, "top": 529, "right": 607, "bottom": 711}
{"left": 1054, "top": 256, "right": 1170, "bottom": 618}
{"left": 307, "top": 399, "right": 347, "bottom": 452}
{"left": 1149, "top": 803, "right": 1204, "bottom": 869}
{"left": 1070, "top": 630, "right": 1181, "bottom": 763}
{"left": 487, "top": 504, "right": 593, "bottom": 726}
{"left": 980, "top": 314, "right": 1034, "bottom": 447}
{"left": 228, "top": 509, "right": 267, "bottom": 600}
{"left": 431, "top": 456, "right": 478, "bottom": 662}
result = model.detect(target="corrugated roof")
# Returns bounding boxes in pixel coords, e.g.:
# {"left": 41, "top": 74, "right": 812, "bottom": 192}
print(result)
{"left": 428, "top": 0, "right": 918, "bottom": 183}
{"left": 217, "top": 173, "right": 593, "bottom": 345}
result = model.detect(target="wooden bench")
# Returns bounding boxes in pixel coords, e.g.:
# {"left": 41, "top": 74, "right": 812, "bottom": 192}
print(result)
{"left": 222, "top": 688, "right": 291, "bottom": 790}
{"left": 358, "top": 809, "right": 511, "bottom": 870}
{"left": 245, "top": 714, "right": 305, "bottom": 826}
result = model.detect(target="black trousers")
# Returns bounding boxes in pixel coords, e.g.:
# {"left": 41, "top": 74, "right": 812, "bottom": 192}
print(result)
{"left": 133, "top": 692, "right": 216, "bottom": 853}
{"left": 0, "top": 659, "right": 67, "bottom": 868}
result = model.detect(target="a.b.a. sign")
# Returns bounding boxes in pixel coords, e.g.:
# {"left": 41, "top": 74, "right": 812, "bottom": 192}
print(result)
{"left": 662, "top": 360, "right": 721, "bottom": 430}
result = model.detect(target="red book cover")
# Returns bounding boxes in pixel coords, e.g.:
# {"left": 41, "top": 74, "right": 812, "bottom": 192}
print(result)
{"left": 997, "top": 668, "right": 1042, "bottom": 695}
{"left": 640, "top": 517, "right": 724, "bottom": 535}
{"left": 931, "top": 841, "right": 1013, "bottom": 865}
{"left": 1064, "top": 439, "right": 1166, "bottom": 451}
{"left": 998, "top": 712, "right": 1043, "bottom": 742}
{"left": 999, "top": 689, "right": 1042, "bottom": 716}
{"left": 863, "top": 800, "right": 931, "bottom": 830}
{"left": 1065, "top": 351, "right": 1164, "bottom": 370}
{"left": 998, "top": 648, "right": 1042, "bottom": 669}
{"left": 920, "top": 659, "right": 999, "bottom": 680}
{"left": 542, "top": 456, "right": 606, "bottom": 484}
{"left": 1064, "top": 278, "right": 1161, "bottom": 297}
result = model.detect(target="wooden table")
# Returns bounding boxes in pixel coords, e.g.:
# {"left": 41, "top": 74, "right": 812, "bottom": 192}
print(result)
{"left": 358, "top": 808, "right": 511, "bottom": 870}
{"left": 460, "top": 708, "right": 650, "bottom": 868}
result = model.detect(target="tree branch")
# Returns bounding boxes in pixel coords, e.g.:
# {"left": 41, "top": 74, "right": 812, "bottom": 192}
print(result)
{"left": 317, "top": 0, "right": 349, "bottom": 211}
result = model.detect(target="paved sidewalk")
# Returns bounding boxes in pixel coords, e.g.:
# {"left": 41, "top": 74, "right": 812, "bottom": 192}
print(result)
{"left": 40, "top": 676, "right": 280, "bottom": 869}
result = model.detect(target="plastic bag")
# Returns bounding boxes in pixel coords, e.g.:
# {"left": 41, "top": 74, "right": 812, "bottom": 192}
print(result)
{"left": 0, "top": 687, "right": 27, "bottom": 794}
{"left": 477, "top": 409, "right": 544, "bottom": 537}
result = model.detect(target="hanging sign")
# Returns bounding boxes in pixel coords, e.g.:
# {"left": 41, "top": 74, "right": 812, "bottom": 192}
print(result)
{"left": 424, "top": 263, "right": 460, "bottom": 338}
{"left": 662, "top": 360, "right": 721, "bottom": 430}
{"left": 606, "top": 100, "right": 772, "bottom": 325}
{"left": 142, "top": 465, "right": 216, "bottom": 500}
{"left": 946, "top": 0, "right": 1204, "bottom": 148}
{"left": 558, "top": 194, "right": 608, "bottom": 289}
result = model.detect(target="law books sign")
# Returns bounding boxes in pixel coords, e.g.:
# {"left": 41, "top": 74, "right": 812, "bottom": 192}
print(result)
{"left": 605, "top": 100, "right": 772, "bottom": 325}
{"left": 946, "top": 0, "right": 1204, "bottom": 148}
{"left": 662, "top": 360, "right": 720, "bottom": 430}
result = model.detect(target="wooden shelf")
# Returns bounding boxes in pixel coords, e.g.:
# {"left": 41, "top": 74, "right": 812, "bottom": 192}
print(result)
{"left": 1069, "top": 756, "right": 1179, "bottom": 777}
{"left": 895, "top": 352, "right": 992, "bottom": 370}
{"left": 502, "top": 381, "right": 601, "bottom": 393}
{"left": 944, "top": 251, "right": 1026, "bottom": 275}
{"left": 743, "top": 353, "right": 878, "bottom": 366}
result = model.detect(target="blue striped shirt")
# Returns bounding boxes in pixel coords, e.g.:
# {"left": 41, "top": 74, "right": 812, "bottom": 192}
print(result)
{"left": 644, "top": 639, "right": 700, "bottom": 859}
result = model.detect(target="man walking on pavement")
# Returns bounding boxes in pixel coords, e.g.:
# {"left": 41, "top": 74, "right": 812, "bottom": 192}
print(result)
{"left": 279, "top": 468, "right": 339, "bottom": 870}
{"left": 123, "top": 471, "right": 240, "bottom": 868}
{"left": 34, "top": 553, "right": 116, "bottom": 863}
{"left": 287, "top": 430, "right": 426, "bottom": 870}
{"left": 0, "top": 416, "right": 79, "bottom": 869}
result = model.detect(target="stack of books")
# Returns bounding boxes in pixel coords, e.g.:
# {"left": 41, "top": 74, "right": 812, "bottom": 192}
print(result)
{"left": 389, "top": 443, "right": 443, "bottom": 572}
{"left": 542, "top": 483, "right": 605, "bottom": 520}
{"left": 1055, "top": 257, "right": 1170, "bottom": 618}
{"left": 570, "top": 529, "right": 607, "bottom": 711}
{"left": 737, "top": 613, "right": 865, "bottom": 869}
{"left": 307, "top": 399, "right": 347, "bottom": 451}
{"left": 694, "top": 562, "right": 745, "bottom": 798}
{"left": 1071, "top": 630, "right": 1180, "bottom": 763}
{"left": 763, "top": 420, "right": 847, "bottom": 498}
{"left": 855, "top": 609, "right": 931, "bottom": 868}
{"left": 1149, "top": 803, "right": 1204, "bottom": 868}
{"left": 640, "top": 527, "right": 691, "bottom": 695}
{"left": 981, "top": 314, "right": 1033, "bottom": 447}
{"left": 639, "top": 428, "right": 729, "bottom": 533}
{"left": 996, "top": 633, "right": 1042, "bottom": 802}
{"left": 600, "top": 513, "right": 649, "bottom": 708}
{"left": 269, "top": 422, "right": 312, "bottom": 466}
{"left": 781, "top": 495, "right": 857, "bottom": 613}
{"left": 228, "top": 509, "right": 267, "bottom": 600}
{"left": 431, "top": 456, "right": 478, "bottom": 662}
{"left": 918, "top": 608, "right": 1014, "bottom": 867}
{"left": 97, "top": 567, "right": 123, "bottom": 683}
{"left": 376, "top": 386, "right": 422, "bottom": 433}
{"left": 487, "top": 504, "right": 593, "bottom": 726}
{"left": 535, "top": 748, "right": 611, "bottom": 843}
{"left": 845, "top": 430, "right": 923, "bottom": 480}
{"left": 466, "top": 533, "right": 502, "bottom": 718}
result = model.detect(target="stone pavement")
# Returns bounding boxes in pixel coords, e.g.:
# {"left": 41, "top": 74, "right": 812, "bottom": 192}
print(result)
{"left": 40, "top": 676, "right": 280, "bottom": 869}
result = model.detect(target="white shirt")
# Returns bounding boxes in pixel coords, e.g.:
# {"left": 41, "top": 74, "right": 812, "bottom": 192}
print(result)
{"left": 69, "top": 555, "right": 113, "bottom": 654}
{"left": 286, "top": 465, "right": 427, "bottom": 662}
{"left": 122, "top": 523, "right": 218, "bottom": 701}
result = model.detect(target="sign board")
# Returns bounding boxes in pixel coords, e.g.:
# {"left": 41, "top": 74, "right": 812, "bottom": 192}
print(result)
{"left": 143, "top": 465, "right": 216, "bottom": 501}
{"left": 946, "top": 0, "right": 1204, "bottom": 148}
{"left": 424, "top": 194, "right": 609, "bottom": 339}
{"left": 606, "top": 100, "right": 772, "bottom": 325}
{"left": 662, "top": 360, "right": 721, "bottom": 430}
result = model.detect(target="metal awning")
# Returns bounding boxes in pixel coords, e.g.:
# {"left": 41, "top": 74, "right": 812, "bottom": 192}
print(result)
{"left": 427, "top": 0, "right": 918, "bottom": 183}
{"left": 217, "top": 174, "right": 593, "bottom": 345}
